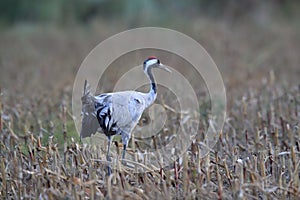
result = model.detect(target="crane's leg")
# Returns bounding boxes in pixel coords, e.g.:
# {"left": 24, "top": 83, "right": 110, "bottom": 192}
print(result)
{"left": 121, "top": 133, "right": 129, "bottom": 165}
{"left": 122, "top": 144, "right": 127, "bottom": 165}
{"left": 106, "top": 136, "right": 112, "bottom": 161}
{"left": 107, "top": 136, "right": 112, "bottom": 176}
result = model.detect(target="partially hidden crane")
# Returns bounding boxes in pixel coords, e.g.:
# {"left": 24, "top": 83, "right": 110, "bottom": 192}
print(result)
{"left": 80, "top": 56, "right": 171, "bottom": 173}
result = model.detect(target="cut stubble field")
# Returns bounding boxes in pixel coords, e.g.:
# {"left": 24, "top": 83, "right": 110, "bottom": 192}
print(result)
{"left": 0, "top": 19, "right": 299, "bottom": 199}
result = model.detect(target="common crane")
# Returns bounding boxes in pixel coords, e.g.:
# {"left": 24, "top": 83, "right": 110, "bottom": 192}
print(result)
{"left": 80, "top": 57, "right": 171, "bottom": 173}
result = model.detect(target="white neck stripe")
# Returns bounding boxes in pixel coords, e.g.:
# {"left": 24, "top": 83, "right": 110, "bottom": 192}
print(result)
{"left": 145, "top": 59, "right": 157, "bottom": 69}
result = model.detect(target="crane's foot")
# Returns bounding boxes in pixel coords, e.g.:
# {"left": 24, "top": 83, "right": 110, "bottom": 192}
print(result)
{"left": 106, "top": 154, "right": 112, "bottom": 162}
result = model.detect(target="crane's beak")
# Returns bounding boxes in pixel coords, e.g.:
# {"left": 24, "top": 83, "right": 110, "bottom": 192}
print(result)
{"left": 159, "top": 64, "right": 172, "bottom": 73}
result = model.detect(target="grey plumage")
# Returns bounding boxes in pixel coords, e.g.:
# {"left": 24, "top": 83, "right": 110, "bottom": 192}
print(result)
{"left": 81, "top": 90, "right": 151, "bottom": 144}
{"left": 80, "top": 57, "right": 171, "bottom": 173}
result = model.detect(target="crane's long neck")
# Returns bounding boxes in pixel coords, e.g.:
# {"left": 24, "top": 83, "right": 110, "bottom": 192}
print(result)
{"left": 144, "top": 66, "right": 157, "bottom": 107}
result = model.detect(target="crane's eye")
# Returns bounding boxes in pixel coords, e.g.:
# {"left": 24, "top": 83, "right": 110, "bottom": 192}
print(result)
{"left": 134, "top": 98, "right": 141, "bottom": 104}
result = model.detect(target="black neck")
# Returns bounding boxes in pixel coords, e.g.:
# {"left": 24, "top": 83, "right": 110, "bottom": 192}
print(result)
{"left": 151, "top": 83, "right": 156, "bottom": 93}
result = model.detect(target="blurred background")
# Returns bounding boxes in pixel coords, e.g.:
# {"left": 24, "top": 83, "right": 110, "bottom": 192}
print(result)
{"left": 0, "top": 0, "right": 299, "bottom": 96}
{"left": 0, "top": 0, "right": 299, "bottom": 138}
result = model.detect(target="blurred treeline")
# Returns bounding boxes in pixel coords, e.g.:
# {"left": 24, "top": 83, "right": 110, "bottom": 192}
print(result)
{"left": 0, "top": 0, "right": 299, "bottom": 27}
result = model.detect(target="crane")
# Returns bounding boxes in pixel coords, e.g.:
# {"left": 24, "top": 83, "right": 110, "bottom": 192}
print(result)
{"left": 80, "top": 56, "right": 171, "bottom": 173}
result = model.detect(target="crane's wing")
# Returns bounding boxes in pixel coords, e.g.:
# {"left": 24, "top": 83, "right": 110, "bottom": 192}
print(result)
{"left": 80, "top": 80, "right": 100, "bottom": 138}
{"left": 95, "top": 92, "right": 143, "bottom": 136}
{"left": 81, "top": 83, "right": 146, "bottom": 139}
{"left": 94, "top": 93, "right": 129, "bottom": 136}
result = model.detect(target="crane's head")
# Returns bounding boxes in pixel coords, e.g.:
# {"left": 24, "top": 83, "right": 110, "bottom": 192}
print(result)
{"left": 143, "top": 56, "right": 171, "bottom": 73}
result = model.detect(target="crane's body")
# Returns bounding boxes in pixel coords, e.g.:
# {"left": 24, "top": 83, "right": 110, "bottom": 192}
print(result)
{"left": 94, "top": 90, "right": 155, "bottom": 140}
{"left": 80, "top": 57, "right": 170, "bottom": 174}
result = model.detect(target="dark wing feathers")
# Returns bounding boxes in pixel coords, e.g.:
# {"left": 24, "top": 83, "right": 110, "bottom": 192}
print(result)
{"left": 95, "top": 94, "right": 119, "bottom": 136}
{"left": 80, "top": 111, "right": 99, "bottom": 138}
{"left": 80, "top": 82, "right": 99, "bottom": 138}
{"left": 81, "top": 85, "right": 144, "bottom": 140}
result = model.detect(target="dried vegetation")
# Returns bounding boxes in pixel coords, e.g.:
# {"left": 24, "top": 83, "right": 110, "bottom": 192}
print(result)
{"left": 0, "top": 18, "right": 299, "bottom": 199}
